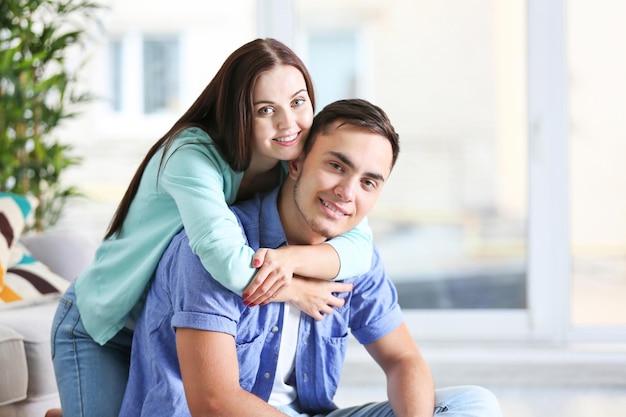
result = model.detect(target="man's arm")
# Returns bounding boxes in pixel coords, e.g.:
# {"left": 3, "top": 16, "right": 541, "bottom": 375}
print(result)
{"left": 364, "top": 323, "right": 435, "bottom": 417}
{"left": 176, "top": 328, "right": 287, "bottom": 417}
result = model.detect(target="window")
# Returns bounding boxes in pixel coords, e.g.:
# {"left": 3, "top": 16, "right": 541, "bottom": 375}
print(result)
{"left": 107, "top": 34, "right": 180, "bottom": 115}
{"left": 307, "top": 32, "right": 358, "bottom": 110}
{"left": 296, "top": 1, "right": 528, "bottom": 313}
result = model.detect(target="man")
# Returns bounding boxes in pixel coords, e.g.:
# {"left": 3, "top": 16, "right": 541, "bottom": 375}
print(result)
{"left": 119, "top": 99, "right": 503, "bottom": 417}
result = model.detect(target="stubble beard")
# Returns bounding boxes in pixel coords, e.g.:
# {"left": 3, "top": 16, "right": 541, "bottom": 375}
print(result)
{"left": 292, "top": 178, "right": 337, "bottom": 241}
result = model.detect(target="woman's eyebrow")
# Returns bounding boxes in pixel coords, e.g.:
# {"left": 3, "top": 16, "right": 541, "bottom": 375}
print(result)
{"left": 253, "top": 89, "right": 308, "bottom": 106}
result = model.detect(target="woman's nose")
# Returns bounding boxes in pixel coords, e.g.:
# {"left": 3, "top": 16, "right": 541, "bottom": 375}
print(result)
{"left": 276, "top": 109, "right": 296, "bottom": 130}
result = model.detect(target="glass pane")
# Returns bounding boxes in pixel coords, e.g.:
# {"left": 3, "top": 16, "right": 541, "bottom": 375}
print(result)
{"left": 109, "top": 39, "right": 123, "bottom": 112}
{"left": 143, "top": 36, "right": 180, "bottom": 114}
{"left": 568, "top": 2, "right": 626, "bottom": 326}
{"left": 307, "top": 32, "right": 358, "bottom": 109}
{"left": 297, "top": 0, "right": 528, "bottom": 309}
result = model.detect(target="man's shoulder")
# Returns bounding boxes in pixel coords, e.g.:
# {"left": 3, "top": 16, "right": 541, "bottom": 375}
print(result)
{"left": 230, "top": 187, "right": 282, "bottom": 248}
{"left": 230, "top": 193, "right": 264, "bottom": 226}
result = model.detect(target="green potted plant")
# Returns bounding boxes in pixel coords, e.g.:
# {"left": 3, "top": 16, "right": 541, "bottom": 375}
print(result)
{"left": 0, "top": 0, "right": 102, "bottom": 231}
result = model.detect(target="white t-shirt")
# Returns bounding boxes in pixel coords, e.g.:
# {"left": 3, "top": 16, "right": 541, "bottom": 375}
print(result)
{"left": 268, "top": 302, "right": 302, "bottom": 406}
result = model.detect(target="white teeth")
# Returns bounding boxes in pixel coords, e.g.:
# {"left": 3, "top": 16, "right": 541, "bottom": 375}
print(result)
{"left": 275, "top": 133, "right": 297, "bottom": 143}
{"left": 321, "top": 200, "right": 345, "bottom": 216}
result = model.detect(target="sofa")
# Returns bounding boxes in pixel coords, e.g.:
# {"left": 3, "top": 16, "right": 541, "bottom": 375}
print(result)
{"left": 0, "top": 194, "right": 97, "bottom": 417}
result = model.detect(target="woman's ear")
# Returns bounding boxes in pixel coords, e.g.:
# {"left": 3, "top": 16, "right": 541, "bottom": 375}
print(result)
{"left": 288, "top": 156, "right": 303, "bottom": 180}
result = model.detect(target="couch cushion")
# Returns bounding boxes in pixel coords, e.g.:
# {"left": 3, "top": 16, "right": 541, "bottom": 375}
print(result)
{"left": 0, "top": 193, "right": 33, "bottom": 293}
{"left": 0, "top": 324, "right": 28, "bottom": 406}
{"left": 0, "top": 193, "right": 69, "bottom": 309}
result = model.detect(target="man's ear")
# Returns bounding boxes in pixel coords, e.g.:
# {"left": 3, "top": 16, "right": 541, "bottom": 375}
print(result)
{"left": 288, "top": 155, "right": 304, "bottom": 180}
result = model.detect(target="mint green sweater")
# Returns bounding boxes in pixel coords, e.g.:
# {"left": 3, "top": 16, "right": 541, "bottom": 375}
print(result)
{"left": 75, "top": 127, "right": 372, "bottom": 344}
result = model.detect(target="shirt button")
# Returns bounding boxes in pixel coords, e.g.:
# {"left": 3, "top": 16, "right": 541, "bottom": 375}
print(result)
{"left": 271, "top": 326, "right": 279, "bottom": 333}
{"left": 264, "top": 372, "right": 271, "bottom": 379}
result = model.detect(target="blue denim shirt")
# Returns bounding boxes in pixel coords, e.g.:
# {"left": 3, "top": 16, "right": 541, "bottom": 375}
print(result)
{"left": 120, "top": 187, "right": 403, "bottom": 417}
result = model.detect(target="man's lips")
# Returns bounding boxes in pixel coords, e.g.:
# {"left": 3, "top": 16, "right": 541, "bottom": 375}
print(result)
{"left": 320, "top": 198, "right": 349, "bottom": 218}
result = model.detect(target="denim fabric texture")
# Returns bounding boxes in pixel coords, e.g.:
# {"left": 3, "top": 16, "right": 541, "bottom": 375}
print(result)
{"left": 51, "top": 283, "right": 133, "bottom": 417}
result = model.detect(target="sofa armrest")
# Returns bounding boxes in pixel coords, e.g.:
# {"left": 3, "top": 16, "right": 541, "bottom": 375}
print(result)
{"left": 0, "top": 324, "right": 28, "bottom": 406}
{"left": 20, "top": 230, "right": 98, "bottom": 282}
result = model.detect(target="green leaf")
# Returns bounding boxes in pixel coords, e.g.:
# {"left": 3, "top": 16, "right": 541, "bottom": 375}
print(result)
{"left": 0, "top": 0, "right": 103, "bottom": 230}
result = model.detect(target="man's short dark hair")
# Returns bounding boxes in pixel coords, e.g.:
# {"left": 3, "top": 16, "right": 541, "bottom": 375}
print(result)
{"left": 303, "top": 99, "right": 400, "bottom": 167}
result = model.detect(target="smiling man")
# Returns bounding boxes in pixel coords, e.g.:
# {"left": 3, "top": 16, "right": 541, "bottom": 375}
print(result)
{"left": 119, "top": 99, "right": 503, "bottom": 417}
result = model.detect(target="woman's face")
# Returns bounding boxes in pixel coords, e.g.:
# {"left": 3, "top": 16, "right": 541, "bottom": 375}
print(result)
{"left": 250, "top": 65, "right": 314, "bottom": 170}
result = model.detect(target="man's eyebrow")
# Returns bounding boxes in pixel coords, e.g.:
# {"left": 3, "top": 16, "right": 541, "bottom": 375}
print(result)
{"left": 328, "top": 151, "right": 386, "bottom": 182}
{"left": 253, "top": 89, "right": 308, "bottom": 106}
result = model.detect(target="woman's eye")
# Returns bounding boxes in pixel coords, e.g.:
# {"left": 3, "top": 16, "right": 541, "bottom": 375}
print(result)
{"left": 293, "top": 98, "right": 305, "bottom": 107}
{"left": 258, "top": 106, "right": 274, "bottom": 115}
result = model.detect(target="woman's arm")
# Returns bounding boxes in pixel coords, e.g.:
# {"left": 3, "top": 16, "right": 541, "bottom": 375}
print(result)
{"left": 159, "top": 134, "right": 259, "bottom": 295}
{"left": 243, "top": 217, "right": 372, "bottom": 304}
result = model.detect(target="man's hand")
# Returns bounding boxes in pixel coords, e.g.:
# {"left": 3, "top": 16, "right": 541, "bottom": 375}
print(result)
{"left": 273, "top": 277, "right": 353, "bottom": 321}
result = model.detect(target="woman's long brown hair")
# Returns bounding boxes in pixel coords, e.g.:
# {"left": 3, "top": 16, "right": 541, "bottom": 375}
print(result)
{"left": 104, "top": 38, "right": 315, "bottom": 239}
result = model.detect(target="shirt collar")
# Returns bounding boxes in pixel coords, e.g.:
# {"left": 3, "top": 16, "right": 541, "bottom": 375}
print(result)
{"left": 256, "top": 186, "right": 289, "bottom": 250}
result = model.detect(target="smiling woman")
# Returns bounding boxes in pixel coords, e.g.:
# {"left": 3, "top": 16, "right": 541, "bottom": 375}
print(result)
{"left": 249, "top": 65, "right": 312, "bottom": 172}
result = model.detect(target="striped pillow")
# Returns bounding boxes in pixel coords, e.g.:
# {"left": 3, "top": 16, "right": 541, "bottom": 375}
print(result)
{"left": 1, "top": 242, "right": 70, "bottom": 308}
{"left": 0, "top": 193, "right": 68, "bottom": 308}
{"left": 0, "top": 193, "right": 32, "bottom": 292}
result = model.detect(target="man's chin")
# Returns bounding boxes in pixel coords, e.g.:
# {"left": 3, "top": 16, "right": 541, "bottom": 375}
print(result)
{"left": 310, "top": 223, "right": 345, "bottom": 241}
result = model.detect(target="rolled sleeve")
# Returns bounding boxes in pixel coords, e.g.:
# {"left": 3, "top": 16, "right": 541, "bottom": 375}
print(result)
{"left": 351, "top": 304, "right": 403, "bottom": 345}
{"left": 171, "top": 311, "right": 238, "bottom": 336}
{"left": 163, "top": 229, "right": 244, "bottom": 334}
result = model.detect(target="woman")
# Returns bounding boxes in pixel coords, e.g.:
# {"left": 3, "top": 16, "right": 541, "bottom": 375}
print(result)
{"left": 50, "top": 38, "right": 373, "bottom": 417}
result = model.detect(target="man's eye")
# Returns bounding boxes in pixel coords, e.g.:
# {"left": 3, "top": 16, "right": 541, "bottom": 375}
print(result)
{"left": 363, "top": 179, "right": 377, "bottom": 189}
{"left": 330, "top": 162, "right": 343, "bottom": 171}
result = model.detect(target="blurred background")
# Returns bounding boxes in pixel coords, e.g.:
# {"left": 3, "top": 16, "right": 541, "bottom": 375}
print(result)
{"left": 38, "top": 0, "right": 626, "bottom": 415}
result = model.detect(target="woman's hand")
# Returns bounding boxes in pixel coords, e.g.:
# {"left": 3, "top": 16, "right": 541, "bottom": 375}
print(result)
{"left": 243, "top": 247, "right": 296, "bottom": 306}
{"left": 273, "top": 277, "right": 354, "bottom": 321}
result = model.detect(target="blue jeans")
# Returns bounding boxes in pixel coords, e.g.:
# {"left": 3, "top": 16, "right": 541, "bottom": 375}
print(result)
{"left": 51, "top": 283, "right": 133, "bottom": 417}
{"left": 276, "top": 386, "right": 503, "bottom": 417}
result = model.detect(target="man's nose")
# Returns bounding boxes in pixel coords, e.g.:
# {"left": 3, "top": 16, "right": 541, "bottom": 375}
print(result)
{"left": 334, "top": 178, "right": 356, "bottom": 202}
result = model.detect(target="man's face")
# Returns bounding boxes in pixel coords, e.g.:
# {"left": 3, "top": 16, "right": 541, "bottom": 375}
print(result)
{"left": 287, "top": 121, "right": 393, "bottom": 243}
